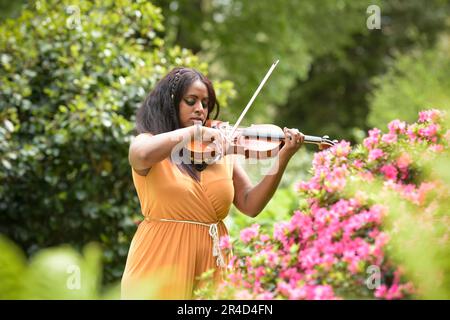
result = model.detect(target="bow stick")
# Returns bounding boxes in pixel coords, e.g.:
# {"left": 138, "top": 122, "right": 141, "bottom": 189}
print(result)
{"left": 228, "top": 59, "right": 280, "bottom": 139}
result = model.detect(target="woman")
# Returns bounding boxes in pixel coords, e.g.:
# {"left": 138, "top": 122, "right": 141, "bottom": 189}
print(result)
{"left": 121, "top": 67, "right": 304, "bottom": 299}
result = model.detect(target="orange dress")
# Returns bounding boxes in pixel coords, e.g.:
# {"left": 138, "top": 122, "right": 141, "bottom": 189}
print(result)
{"left": 121, "top": 155, "right": 235, "bottom": 299}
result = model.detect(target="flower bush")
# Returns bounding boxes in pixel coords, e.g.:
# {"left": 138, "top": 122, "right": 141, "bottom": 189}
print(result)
{"left": 195, "top": 109, "right": 449, "bottom": 300}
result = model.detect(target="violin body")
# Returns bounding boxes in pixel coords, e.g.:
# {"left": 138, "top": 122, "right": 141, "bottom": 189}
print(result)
{"left": 209, "top": 120, "right": 285, "bottom": 159}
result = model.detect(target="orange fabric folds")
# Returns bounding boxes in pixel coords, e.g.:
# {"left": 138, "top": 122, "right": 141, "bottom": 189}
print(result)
{"left": 121, "top": 155, "right": 235, "bottom": 299}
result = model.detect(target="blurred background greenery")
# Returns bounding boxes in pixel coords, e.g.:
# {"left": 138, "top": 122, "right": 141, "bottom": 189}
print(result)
{"left": 0, "top": 0, "right": 449, "bottom": 298}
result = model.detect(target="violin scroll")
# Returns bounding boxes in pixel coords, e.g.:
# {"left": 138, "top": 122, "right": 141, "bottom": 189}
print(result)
{"left": 305, "top": 135, "right": 338, "bottom": 150}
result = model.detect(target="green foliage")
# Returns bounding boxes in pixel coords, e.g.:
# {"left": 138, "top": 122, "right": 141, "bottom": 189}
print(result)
{"left": 0, "top": 234, "right": 119, "bottom": 299}
{"left": 0, "top": 0, "right": 233, "bottom": 283}
{"left": 368, "top": 36, "right": 450, "bottom": 128}
{"left": 226, "top": 150, "right": 313, "bottom": 233}
{"left": 227, "top": 187, "right": 296, "bottom": 235}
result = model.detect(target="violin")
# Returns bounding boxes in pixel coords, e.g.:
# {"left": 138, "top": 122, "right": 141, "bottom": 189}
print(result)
{"left": 186, "top": 119, "right": 337, "bottom": 171}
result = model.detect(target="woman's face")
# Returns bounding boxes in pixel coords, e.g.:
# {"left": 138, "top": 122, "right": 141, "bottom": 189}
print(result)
{"left": 178, "top": 80, "right": 209, "bottom": 128}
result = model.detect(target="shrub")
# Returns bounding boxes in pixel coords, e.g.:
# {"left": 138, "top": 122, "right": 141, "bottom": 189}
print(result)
{"left": 196, "top": 109, "right": 449, "bottom": 299}
{"left": 368, "top": 36, "right": 450, "bottom": 128}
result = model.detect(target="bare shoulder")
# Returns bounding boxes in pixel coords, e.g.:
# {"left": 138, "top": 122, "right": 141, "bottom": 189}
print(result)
{"left": 129, "top": 132, "right": 154, "bottom": 175}
{"left": 129, "top": 132, "right": 154, "bottom": 154}
{"left": 133, "top": 132, "right": 154, "bottom": 142}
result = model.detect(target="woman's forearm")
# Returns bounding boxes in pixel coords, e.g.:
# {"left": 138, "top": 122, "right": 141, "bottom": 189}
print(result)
{"left": 131, "top": 126, "right": 194, "bottom": 168}
{"left": 243, "top": 150, "right": 292, "bottom": 217}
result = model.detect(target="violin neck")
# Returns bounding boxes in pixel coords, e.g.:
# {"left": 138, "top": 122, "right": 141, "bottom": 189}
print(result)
{"left": 303, "top": 135, "right": 323, "bottom": 144}
{"left": 241, "top": 128, "right": 284, "bottom": 140}
{"left": 241, "top": 128, "right": 324, "bottom": 145}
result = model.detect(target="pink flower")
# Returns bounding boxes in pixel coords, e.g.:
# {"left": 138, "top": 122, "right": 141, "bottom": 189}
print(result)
{"left": 417, "top": 182, "right": 436, "bottom": 205}
{"left": 388, "top": 120, "right": 407, "bottom": 134}
{"left": 348, "top": 258, "right": 362, "bottom": 274}
{"left": 396, "top": 153, "right": 412, "bottom": 169}
{"left": 300, "top": 248, "right": 321, "bottom": 270}
{"left": 310, "top": 285, "right": 336, "bottom": 300}
{"left": 296, "top": 179, "right": 321, "bottom": 192}
{"left": 324, "top": 166, "right": 348, "bottom": 192}
{"left": 334, "top": 141, "right": 351, "bottom": 157}
{"left": 293, "top": 181, "right": 303, "bottom": 192}
{"left": 235, "top": 290, "right": 254, "bottom": 300}
{"left": 379, "top": 164, "right": 398, "bottom": 180}
{"left": 363, "top": 128, "right": 382, "bottom": 150}
{"left": 370, "top": 204, "right": 387, "bottom": 220}
{"left": 290, "top": 210, "right": 312, "bottom": 234}
{"left": 240, "top": 224, "right": 260, "bottom": 243}
{"left": 273, "top": 222, "right": 289, "bottom": 243}
{"left": 430, "top": 144, "right": 444, "bottom": 153}
{"left": 227, "top": 272, "right": 243, "bottom": 285}
{"left": 262, "top": 249, "right": 280, "bottom": 268}
{"left": 418, "top": 124, "right": 439, "bottom": 138}
{"left": 312, "top": 151, "right": 332, "bottom": 168}
{"left": 353, "top": 160, "right": 364, "bottom": 169}
{"left": 375, "top": 232, "right": 390, "bottom": 248}
{"left": 381, "top": 133, "right": 397, "bottom": 144}
{"left": 375, "top": 283, "right": 408, "bottom": 300}
{"left": 219, "top": 235, "right": 232, "bottom": 250}
{"left": 359, "top": 171, "right": 374, "bottom": 181}
{"left": 418, "top": 109, "right": 441, "bottom": 123}
{"left": 255, "top": 292, "right": 274, "bottom": 300}
{"left": 407, "top": 132, "right": 417, "bottom": 142}
{"left": 375, "top": 285, "right": 388, "bottom": 298}
{"left": 287, "top": 287, "right": 307, "bottom": 300}
{"left": 369, "top": 128, "right": 382, "bottom": 138}
{"left": 368, "top": 148, "right": 384, "bottom": 162}
{"left": 254, "top": 266, "right": 266, "bottom": 279}
{"left": 276, "top": 281, "right": 292, "bottom": 296}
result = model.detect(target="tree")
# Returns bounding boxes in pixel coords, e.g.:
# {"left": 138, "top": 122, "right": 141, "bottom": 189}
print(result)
{"left": 155, "top": 0, "right": 374, "bottom": 122}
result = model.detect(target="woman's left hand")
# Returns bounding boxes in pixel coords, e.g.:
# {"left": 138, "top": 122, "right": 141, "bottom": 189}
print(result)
{"left": 280, "top": 127, "right": 304, "bottom": 159}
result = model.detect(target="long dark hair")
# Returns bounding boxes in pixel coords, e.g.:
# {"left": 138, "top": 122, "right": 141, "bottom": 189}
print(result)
{"left": 135, "top": 67, "right": 220, "bottom": 181}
